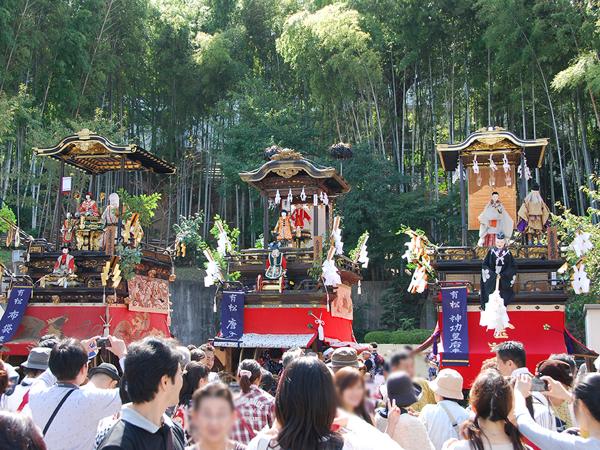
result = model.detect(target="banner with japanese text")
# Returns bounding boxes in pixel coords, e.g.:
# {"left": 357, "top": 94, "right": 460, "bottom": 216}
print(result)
{"left": 220, "top": 291, "right": 244, "bottom": 341}
{"left": 0, "top": 285, "right": 33, "bottom": 345}
{"left": 441, "top": 286, "right": 469, "bottom": 366}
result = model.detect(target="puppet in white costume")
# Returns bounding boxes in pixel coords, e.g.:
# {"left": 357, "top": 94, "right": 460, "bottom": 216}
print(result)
{"left": 478, "top": 191, "right": 514, "bottom": 247}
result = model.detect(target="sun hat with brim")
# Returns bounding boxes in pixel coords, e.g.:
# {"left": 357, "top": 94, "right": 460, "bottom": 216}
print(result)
{"left": 386, "top": 371, "right": 419, "bottom": 408}
{"left": 429, "top": 368, "right": 464, "bottom": 400}
{"left": 89, "top": 363, "right": 120, "bottom": 382}
{"left": 536, "top": 359, "right": 573, "bottom": 387}
{"left": 21, "top": 347, "right": 51, "bottom": 371}
{"left": 328, "top": 347, "right": 359, "bottom": 370}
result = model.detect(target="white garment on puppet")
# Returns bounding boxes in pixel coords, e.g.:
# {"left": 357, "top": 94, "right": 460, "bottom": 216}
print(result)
{"left": 479, "top": 290, "right": 511, "bottom": 334}
{"left": 570, "top": 232, "right": 593, "bottom": 258}
{"left": 479, "top": 289, "right": 511, "bottom": 331}
{"left": 478, "top": 201, "right": 514, "bottom": 242}
{"left": 322, "top": 259, "right": 341, "bottom": 287}
{"left": 572, "top": 264, "right": 591, "bottom": 294}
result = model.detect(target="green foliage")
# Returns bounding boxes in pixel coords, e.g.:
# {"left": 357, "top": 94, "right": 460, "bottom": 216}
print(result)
{"left": 0, "top": 205, "right": 16, "bottom": 233}
{"left": 349, "top": 230, "right": 369, "bottom": 261}
{"left": 553, "top": 175, "right": 600, "bottom": 336}
{"left": 364, "top": 328, "right": 433, "bottom": 345}
{"left": 118, "top": 190, "right": 162, "bottom": 227}
{"left": 117, "top": 245, "right": 143, "bottom": 281}
{"left": 277, "top": 3, "right": 381, "bottom": 109}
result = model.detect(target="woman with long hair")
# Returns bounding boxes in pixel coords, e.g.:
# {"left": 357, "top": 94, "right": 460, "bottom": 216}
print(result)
{"left": 247, "top": 356, "right": 345, "bottom": 450}
{"left": 514, "top": 372, "right": 600, "bottom": 449}
{"left": 230, "top": 359, "right": 274, "bottom": 445}
{"left": 334, "top": 366, "right": 373, "bottom": 424}
{"left": 188, "top": 383, "right": 246, "bottom": 450}
{"left": 173, "top": 361, "right": 210, "bottom": 433}
{"left": 444, "top": 369, "right": 529, "bottom": 450}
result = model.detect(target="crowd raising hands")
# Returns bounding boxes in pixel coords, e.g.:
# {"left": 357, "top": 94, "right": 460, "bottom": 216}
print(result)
{"left": 1, "top": 337, "right": 600, "bottom": 450}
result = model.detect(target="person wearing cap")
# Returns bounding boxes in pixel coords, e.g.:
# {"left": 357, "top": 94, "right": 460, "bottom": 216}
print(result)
{"left": 536, "top": 359, "right": 575, "bottom": 431}
{"left": 0, "top": 347, "right": 51, "bottom": 412}
{"left": 89, "top": 363, "right": 120, "bottom": 390}
{"left": 375, "top": 371, "right": 435, "bottom": 450}
{"left": 328, "top": 347, "right": 361, "bottom": 373}
{"left": 385, "top": 349, "right": 436, "bottom": 412}
{"left": 419, "top": 369, "right": 469, "bottom": 450}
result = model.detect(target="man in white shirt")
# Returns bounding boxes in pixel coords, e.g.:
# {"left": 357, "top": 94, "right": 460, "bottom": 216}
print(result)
{"left": 420, "top": 369, "right": 470, "bottom": 450}
{"left": 1, "top": 347, "right": 51, "bottom": 412}
{"left": 28, "top": 335, "right": 127, "bottom": 450}
{"left": 495, "top": 340, "right": 556, "bottom": 430}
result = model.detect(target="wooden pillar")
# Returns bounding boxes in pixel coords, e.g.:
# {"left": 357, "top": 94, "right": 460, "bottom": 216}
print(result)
{"left": 117, "top": 157, "right": 125, "bottom": 242}
{"left": 458, "top": 157, "right": 467, "bottom": 246}
{"left": 313, "top": 198, "right": 319, "bottom": 238}
{"left": 262, "top": 194, "right": 270, "bottom": 248}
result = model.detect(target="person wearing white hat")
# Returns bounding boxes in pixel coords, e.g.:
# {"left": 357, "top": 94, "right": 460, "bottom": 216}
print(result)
{"left": 419, "top": 369, "right": 469, "bottom": 450}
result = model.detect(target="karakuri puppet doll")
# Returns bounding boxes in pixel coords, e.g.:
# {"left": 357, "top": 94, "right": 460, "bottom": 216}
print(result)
{"left": 516, "top": 182, "right": 550, "bottom": 244}
{"left": 273, "top": 209, "right": 293, "bottom": 243}
{"left": 79, "top": 192, "right": 99, "bottom": 217}
{"left": 477, "top": 191, "right": 514, "bottom": 247}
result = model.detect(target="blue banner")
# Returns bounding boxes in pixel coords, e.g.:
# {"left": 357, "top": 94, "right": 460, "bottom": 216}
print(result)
{"left": 441, "top": 286, "right": 469, "bottom": 366}
{"left": 220, "top": 291, "right": 244, "bottom": 341}
{"left": 0, "top": 285, "right": 33, "bottom": 345}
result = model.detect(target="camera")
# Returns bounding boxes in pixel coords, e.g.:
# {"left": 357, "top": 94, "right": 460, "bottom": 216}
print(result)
{"left": 531, "top": 376, "right": 548, "bottom": 392}
{"left": 96, "top": 337, "right": 111, "bottom": 348}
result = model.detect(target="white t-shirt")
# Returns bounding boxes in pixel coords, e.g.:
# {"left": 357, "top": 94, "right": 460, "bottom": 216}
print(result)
{"left": 420, "top": 401, "right": 470, "bottom": 450}
{"left": 247, "top": 413, "right": 402, "bottom": 450}
{"left": 28, "top": 383, "right": 121, "bottom": 450}
{"left": 444, "top": 440, "right": 532, "bottom": 450}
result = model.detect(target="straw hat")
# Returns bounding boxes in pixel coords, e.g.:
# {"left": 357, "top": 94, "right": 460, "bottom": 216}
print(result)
{"left": 429, "top": 368, "right": 464, "bottom": 400}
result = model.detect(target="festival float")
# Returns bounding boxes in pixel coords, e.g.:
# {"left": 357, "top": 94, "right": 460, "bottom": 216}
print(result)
{"left": 412, "top": 127, "right": 597, "bottom": 385}
{"left": 0, "top": 130, "right": 176, "bottom": 356}
{"left": 204, "top": 147, "right": 366, "bottom": 371}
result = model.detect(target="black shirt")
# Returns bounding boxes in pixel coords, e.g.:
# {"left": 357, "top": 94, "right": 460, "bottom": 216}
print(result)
{"left": 97, "top": 418, "right": 186, "bottom": 450}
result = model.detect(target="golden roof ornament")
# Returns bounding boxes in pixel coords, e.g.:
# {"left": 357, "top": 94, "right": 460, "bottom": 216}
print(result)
{"left": 270, "top": 148, "right": 303, "bottom": 161}
{"left": 76, "top": 129, "right": 94, "bottom": 140}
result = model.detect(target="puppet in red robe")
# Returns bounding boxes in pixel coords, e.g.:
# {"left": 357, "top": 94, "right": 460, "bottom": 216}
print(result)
{"left": 53, "top": 247, "right": 75, "bottom": 275}
{"left": 291, "top": 205, "right": 312, "bottom": 237}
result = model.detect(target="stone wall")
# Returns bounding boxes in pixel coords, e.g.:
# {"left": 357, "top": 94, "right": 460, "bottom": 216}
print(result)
{"left": 169, "top": 272, "right": 394, "bottom": 345}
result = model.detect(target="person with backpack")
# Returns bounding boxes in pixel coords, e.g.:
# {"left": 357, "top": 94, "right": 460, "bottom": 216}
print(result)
{"left": 420, "top": 369, "right": 469, "bottom": 449}
{"left": 28, "top": 337, "right": 125, "bottom": 450}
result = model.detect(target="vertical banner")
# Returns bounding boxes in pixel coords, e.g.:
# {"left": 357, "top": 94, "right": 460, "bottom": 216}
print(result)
{"left": 220, "top": 291, "right": 244, "bottom": 340}
{"left": 441, "top": 286, "right": 469, "bottom": 366}
{"left": 0, "top": 285, "right": 33, "bottom": 344}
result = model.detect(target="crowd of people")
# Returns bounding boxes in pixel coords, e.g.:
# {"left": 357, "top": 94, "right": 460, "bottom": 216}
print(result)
{"left": 1, "top": 336, "right": 600, "bottom": 450}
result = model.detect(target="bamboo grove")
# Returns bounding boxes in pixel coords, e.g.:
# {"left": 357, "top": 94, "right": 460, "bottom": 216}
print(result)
{"left": 0, "top": 0, "right": 599, "bottom": 291}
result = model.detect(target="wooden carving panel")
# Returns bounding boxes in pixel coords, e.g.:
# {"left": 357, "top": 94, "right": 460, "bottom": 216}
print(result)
{"left": 468, "top": 167, "right": 516, "bottom": 230}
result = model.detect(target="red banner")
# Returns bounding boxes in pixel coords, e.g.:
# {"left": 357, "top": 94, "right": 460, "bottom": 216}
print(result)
{"left": 3, "top": 304, "right": 170, "bottom": 356}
